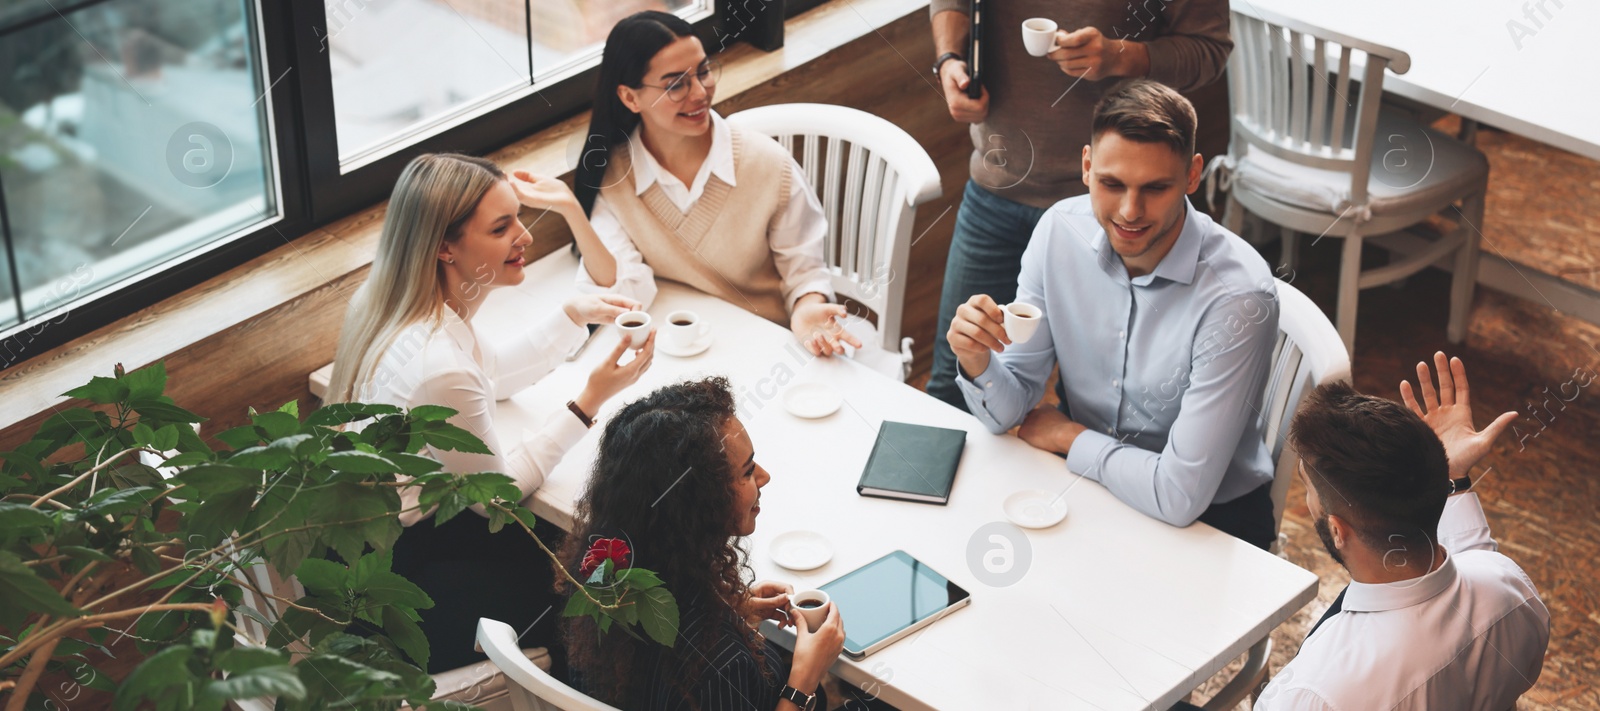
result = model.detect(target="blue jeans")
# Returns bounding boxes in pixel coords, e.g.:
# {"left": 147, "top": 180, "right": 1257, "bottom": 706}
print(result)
{"left": 928, "top": 181, "right": 1050, "bottom": 411}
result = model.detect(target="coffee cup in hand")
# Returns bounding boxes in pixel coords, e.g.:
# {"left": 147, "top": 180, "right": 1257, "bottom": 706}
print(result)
{"left": 790, "top": 589, "right": 831, "bottom": 630}
{"left": 1003, "top": 302, "right": 1042, "bottom": 344}
{"left": 1022, "top": 18, "right": 1060, "bottom": 57}
{"left": 615, "top": 310, "right": 653, "bottom": 348}
{"left": 663, "top": 310, "right": 709, "bottom": 351}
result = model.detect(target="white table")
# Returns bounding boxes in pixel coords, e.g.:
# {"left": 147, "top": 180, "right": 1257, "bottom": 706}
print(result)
{"left": 1238, "top": 0, "right": 1600, "bottom": 162}
{"left": 480, "top": 251, "right": 1318, "bottom": 710}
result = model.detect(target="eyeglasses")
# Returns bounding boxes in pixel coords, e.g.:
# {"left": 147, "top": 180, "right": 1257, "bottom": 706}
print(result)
{"left": 639, "top": 60, "right": 721, "bottom": 103}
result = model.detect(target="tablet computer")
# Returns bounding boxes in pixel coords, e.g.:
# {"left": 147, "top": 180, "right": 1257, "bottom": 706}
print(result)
{"left": 820, "top": 550, "right": 971, "bottom": 659}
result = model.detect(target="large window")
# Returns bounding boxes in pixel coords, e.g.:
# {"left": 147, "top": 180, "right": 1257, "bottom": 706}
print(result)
{"left": 327, "top": 0, "right": 708, "bottom": 169}
{"left": 0, "top": 0, "right": 278, "bottom": 354}
{"left": 0, "top": 0, "right": 749, "bottom": 370}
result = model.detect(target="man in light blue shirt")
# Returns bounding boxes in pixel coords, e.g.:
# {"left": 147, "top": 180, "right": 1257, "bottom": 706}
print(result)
{"left": 947, "top": 79, "right": 1279, "bottom": 548}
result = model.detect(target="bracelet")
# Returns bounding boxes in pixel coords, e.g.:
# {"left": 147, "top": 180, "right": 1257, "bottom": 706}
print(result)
{"left": 566, "top": 400, "right": 594, "bottom": 428}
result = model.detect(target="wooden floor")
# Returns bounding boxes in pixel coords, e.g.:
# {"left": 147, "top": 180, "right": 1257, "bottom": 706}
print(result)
{"left": 907, "top": 130, "right": 1600, "bottom": 708}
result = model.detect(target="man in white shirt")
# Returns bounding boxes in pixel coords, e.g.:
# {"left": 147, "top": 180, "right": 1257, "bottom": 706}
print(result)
{"left": 1256, "top": 352, "right": 1549, "bottom": 710}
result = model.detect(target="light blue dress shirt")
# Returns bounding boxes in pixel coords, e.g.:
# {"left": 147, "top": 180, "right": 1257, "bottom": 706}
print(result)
{"left": 957, "top": 195, "right": 1279, "bottom": 527}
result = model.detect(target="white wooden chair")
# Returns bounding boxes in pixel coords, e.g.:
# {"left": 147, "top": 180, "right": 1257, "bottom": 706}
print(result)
{"left": 477, "top": 617, "right": 622, "bottom": 711}
{"left": 1216, "top": 3, "right": 1488, "bottom": 355}
{"left": 726, "top": 103, "right": 943, "bottom": 381}
{"left": 1201, "top": 278, "right": 1350, "bottom": 710}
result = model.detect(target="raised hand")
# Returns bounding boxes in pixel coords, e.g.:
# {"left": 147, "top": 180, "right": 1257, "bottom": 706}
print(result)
{"left": 1399, "top": 352, "right": 1518, "bottom": 480}
{"left": 510, "top": 170, "right": 580, "bottom": 215}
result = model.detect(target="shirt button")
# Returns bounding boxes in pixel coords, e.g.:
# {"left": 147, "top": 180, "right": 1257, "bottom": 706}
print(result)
{"left": 984, "top": 380, "right": 993, "bottom": 388}
{"left": 1106, "top": 427, "right": 1115, "bottom": 435}
{"left": 1112, "top": 379, "right": 1119, "bottom": 388}
{"left": 1119, "top": 330, "right": 1126, "bottom": 340}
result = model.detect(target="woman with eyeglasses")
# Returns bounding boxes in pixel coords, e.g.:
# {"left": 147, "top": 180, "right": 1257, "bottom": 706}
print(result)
{"left": 510, "top": 10, "right": 863, "bottom": 357}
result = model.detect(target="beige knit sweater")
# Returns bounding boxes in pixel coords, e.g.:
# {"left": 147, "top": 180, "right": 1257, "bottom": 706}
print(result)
{"left": 599, "top": 125, "right": 795, "bottom": 325}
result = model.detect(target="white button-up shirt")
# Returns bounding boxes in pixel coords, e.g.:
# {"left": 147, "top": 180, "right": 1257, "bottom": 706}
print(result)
{"left": 361, "top": 307, "right": 589, "bottom": 526}
{"left": 957, "top": 196, "right": 1279, "bottom": 527}
{"left": 1257, "top": 492, "right": 1550, "bottom": 710}
{"left": 579, "top": 111, "right": 834, "bottom": 312}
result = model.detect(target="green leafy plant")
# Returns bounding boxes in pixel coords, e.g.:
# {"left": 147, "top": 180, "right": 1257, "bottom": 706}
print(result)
{"left": 0, "top": 363, "right": 678, "bottom": 710}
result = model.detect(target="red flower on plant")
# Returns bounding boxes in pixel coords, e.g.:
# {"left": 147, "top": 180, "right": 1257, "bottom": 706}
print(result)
{"left": 580, "top": 538, "right": 631, "bottom": 577}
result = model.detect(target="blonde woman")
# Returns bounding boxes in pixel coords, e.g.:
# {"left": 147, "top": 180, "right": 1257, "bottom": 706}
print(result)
{"left": 327, "top": 152, "right": 655, "bottom": 671}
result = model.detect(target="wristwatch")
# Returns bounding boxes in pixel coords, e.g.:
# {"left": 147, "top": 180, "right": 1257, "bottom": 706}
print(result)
{"left": 932, "top": 51, "right": 964, "bottom": 79}
{"left": 1447, "top": 475, "right": 1473, "bottom": 495}
{"left": 778, "top": 684, "right": 818, "bottom": 711}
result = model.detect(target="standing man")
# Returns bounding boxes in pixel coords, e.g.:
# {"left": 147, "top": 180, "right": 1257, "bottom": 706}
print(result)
{"left": 948, "top": 80, "right": 1280, "bottom": 548}
{"left": 928, "top": 0, "right": 1232, "bottom": 410}
{"left": 1253, "top": 353, "right": 1548, "bottom": 709}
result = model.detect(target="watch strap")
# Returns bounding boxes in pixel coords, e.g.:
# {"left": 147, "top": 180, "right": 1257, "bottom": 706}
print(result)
{"left": 1448, "top": 475, "right": 1472, "bottom": 494}
{"left": 932, "top": 51, "right": 964, "bottom": 79}
{"left": 778, "top": 684, "right": 817, "bottom": 710}
{"left": 566, "top": 400, "right": 594, "bottom": 428}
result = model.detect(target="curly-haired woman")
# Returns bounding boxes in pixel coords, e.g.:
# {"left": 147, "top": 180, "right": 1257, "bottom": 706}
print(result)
{"left": 561, "top": 377, "right": 846, "bottom": 710}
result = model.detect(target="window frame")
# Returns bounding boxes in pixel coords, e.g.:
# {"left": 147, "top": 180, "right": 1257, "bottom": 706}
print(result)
{"left": 0, "top": 0, "right": 310, "bottom": 369}
{"left": 0, "top": 0, "right": 757, "bottom": 370}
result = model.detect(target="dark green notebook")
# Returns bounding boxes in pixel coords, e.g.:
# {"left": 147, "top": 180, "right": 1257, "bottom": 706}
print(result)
{"left": 856, "top": 421, "right": 967, "bottom": 505}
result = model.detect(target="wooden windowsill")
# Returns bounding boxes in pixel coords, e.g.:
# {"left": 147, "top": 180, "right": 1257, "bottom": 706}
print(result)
{"left": 0, "top": 0, "right": 929, "bottom": 433}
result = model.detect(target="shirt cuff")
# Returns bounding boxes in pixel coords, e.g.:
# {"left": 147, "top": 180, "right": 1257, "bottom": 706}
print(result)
{"left": 955, "top": 369, "right": 1013, "bottom": 434}
{"left": 1438, "top": 492, "right": 1494, "bottom": 552}
{"left": 542, "top": 309, "right": 589, "bottom": 353}
{"left": 1065, "top": 429, "right": 1118, "bottom": 483}
{"left": 786, "top": 280, "right": 836, "bottom": 313}
{"left": 511, "top": 408, "right": 592, "bottom": 494}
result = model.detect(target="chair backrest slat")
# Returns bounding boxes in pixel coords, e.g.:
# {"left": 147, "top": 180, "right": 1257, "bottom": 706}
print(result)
{"left": 1287, "top": 30, "right": 1308, "bottom": 145}
{"left": 1309, "top": 37, "right": 1328, "bottom": 150}
{"left": 1330, "top": 46, "right": 1353, "bottom": 154}
{"left": 1227, "top": 6, "right": 1409, "bottom": 194}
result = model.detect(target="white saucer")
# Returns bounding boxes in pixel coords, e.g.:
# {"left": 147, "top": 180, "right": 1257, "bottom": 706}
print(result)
{"left": 770, "top": 530, "right": 833, "bottom": 571}
{"left": 1002, "top": 490, "right": 1068, "bottom": 529}
{"left": 782, "top": 382, "right": 842, "bottom": 419}
{"left": 659, "top": 333, "right": 713, "bottom": 357}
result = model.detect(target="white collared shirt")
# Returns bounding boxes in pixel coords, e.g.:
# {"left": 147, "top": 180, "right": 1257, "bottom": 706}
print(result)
{"left": 1257, "top": 493, "right": 1550, "bottom": 710}
{"left": 360, "top": 306, "right": 589, "bottom": 526}
{"left": 578, "top": 110, "right": 834, "bottom": 313}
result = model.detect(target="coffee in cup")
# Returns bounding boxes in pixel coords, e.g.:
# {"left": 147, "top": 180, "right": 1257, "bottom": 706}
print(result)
{"left": 1022, "top": 18, "right": 1060, "bottom": 57}
{"left": 663, "top": 310, "right": 709, "bottom": 352}
{"left": 1003, "top": 302, "right": 1042, "bottom": 344}
{"left": 615, "top": 310, "right": 654, "bottom": 348}
{"left": 790, "top": 589, "right": 830, "bottom": 630}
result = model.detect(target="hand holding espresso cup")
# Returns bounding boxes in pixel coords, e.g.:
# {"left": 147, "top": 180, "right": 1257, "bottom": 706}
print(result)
{"left": 1021, "top": 18, "right": 1061, "bottom": 57}
{"left": 948, "top": 294, "right": 1011, "bottom": 378}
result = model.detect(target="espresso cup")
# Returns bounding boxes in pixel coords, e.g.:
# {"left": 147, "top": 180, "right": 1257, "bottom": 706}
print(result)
{"left": 790, "top": 589, "right": 831, "bottom": 630}
{"left": 615, "top": 310, "right": 653, "bottom": 348}
{"left": 663, "top": 310, "right": 709, "bottom": 351}
{"left": 1022, "top": 18, "right": 1060, "bottom": 57}
{"left": 1003, "top": 302, "right": 1042, "bottom": 344}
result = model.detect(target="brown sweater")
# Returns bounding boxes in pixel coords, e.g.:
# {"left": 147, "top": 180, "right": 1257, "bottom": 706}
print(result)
{"left": 930, "top": 0, "right": 1231, "bottom": 208}
{"left": 599, "top": 126, "right": 795, "bottom": 325}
